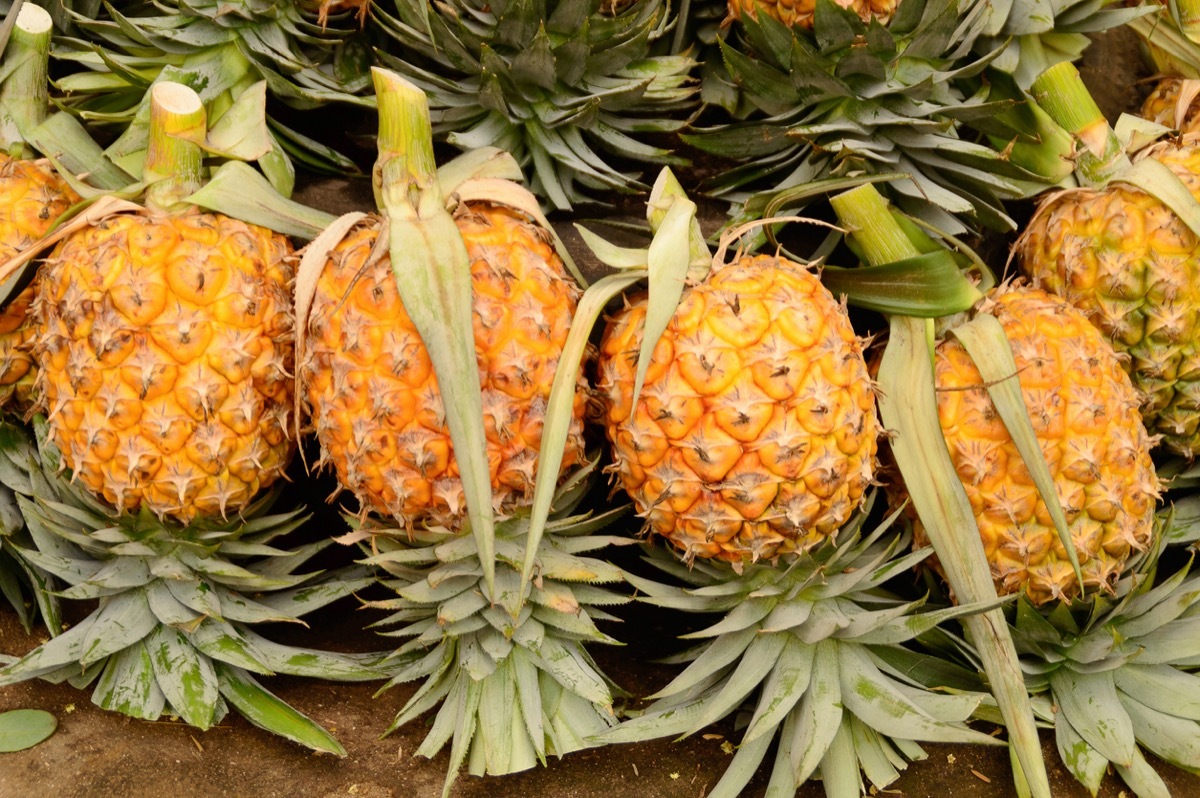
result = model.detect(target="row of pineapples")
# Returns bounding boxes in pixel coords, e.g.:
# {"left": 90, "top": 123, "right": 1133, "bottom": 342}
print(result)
{"left": 0, "top": 1, "right": 1199, "bottom": 797}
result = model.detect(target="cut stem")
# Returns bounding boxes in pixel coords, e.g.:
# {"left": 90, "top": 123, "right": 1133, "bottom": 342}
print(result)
{"left": 830, "top": 184, "right": 921, "bottom": 265}
{"left": 1030, "top": 63, "right": 1127, "bottom": 186}
{"left": 0, "top": 2, "right": 51, "bottom": 157}
{"left": 144, "top": 82, "right": 206, "bottom": 212}
{"left": 373, "top": 68, "right": 440, "bottom": 215}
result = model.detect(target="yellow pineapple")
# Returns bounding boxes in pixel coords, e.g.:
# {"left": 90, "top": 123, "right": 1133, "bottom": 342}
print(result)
{"left": 301, "top": 204, "right": 586, "bottom": 528}
{"left": 914, "top": 286, "right": 1159, "bottom": 605}
{"left": 597, "top": 251, "right": 878, "bottom": 563}
{"left": 1018, "top": 65, "right": 1200, "bottom": 456}
{"left": 725, "top": 0, "right": 896, "bottom": 28}
{"left": 31, "top": 83, "right": 295, "bottom": 524}
{"left": 0, "top": 6, "right": 80, "bottom": 414}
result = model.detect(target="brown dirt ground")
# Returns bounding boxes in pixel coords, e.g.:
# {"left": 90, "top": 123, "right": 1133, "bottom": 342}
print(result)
{"left": 2, "top": 24, "right": 1198, "bottom": 798}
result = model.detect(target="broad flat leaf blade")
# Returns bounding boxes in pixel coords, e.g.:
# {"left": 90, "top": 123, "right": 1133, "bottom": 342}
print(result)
{"left": 79, "top": 588, "right": 159, "bottom": 667}
{"left": 950, "top": 314, "right": 1082, "bottom": 591}
{"left": 1055, "top": 710, "right": 1108, "bottom": 795}
{"left": 387, "top": 210, "right": 495, "bottom": 594}
{"left": 632, "top": 195, "right": 696, "bottom": 410}
{"left": 1049, "top": 669, "right": 1135, "bottom": 767}
{"left": 520, "top": 271, "right": 643, "bottom": 590}
{"left": 144, "top": 624, "right": 219, "bottom": 729}
{"left": 876, "top": 315, "right": 1050, "bottom": 798}
{"left": 92, "top": 642, "right": 166, "bottom": 721}
{"left": 216, "top": 662, "right": 346, "bottom": 756}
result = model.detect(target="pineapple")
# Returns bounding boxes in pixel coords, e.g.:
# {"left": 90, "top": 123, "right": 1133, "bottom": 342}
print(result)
{"left": 915, "top": 287, "right": 1159, "bottom": 605}
{"left": 0, "top": 82, "right": 380, "bottom": 749}
{"left": 0, "top": 4, "right": 79, "bottom": 415}
{"left": 371, "top": 0, "right": 696, "bottom": 209}
{"left": 590, "top": 176, "right": 1019, "bottom": 798}
{"left": 33, "top": 209, "right": 295, "bottom": 522}
{"left": 298, "top": 69, "right": 628, "bottom": 794}
{"left": 597, "top": 252, "right": 878, "bottom": 563}
{"left": 301, "top": 208, "right": 587, "bottom": 528}
{"left": 1016, "top": 63, "right": 1200, "bottom": 457}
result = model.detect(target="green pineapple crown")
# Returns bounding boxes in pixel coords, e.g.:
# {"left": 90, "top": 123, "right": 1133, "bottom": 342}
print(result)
{"left": 47, "top": 0, "right": 373, "bottom": 192}
{"left": 689, "top": 0, "right": 1046, "bottom": 235}
{"left": 373, "top": 0, "right": 698, "bottom": 209}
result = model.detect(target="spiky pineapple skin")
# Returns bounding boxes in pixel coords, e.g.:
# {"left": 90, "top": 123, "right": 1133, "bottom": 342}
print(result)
{"left": 32, "top": 210, "right": 295, "bottom": 523}
{"left": 1017, "top": 141, "right": 1200, "bottom": 456}
{"left": 1140, "top": 77, "right": 1200, "bottom": 134}
{"left": 301, "top": 204, "right": 587, "bottom": 529}
{"left": 0, "top": 155, "right": 78, "bottom": 412}
{"left": 919, "top": 288, "right": 1158, "bottom": 605}
{"left": 726, "top": 0, "right": 894, "bottom": 28}
{"left": 597, "top": 253, "right": 878, "bottom": 564}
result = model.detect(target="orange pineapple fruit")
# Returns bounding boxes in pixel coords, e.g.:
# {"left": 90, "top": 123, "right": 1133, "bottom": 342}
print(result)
{"left": 0, "top": 157, "right": 77, "bottom": 412}
{"left": 33, "top": 209, "right": 295, "bottom": 522}
{"left": 916, "top": 287, "right": 1159, "bottom": 605}
{"left": 597, "top": 252, "right": 878, "bottom": 564}
{"left": 301, "top": 205, "right": 587, "bottom": 528}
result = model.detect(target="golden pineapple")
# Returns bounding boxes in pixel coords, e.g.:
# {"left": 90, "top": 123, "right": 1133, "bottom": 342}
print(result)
{"left": 0, "top": 1, "right": 82, "bottom": 414}
{"left": 0, "top": 158, "right": 80, "bottom": 414}
{"left": 301, "top": 204, "right": 587, "bottom": 528}
{"left": 726, "top": 0, "right": 896, "bottom": 30}
{"left": 32, "top": 210, "right": 296, "bottom": 523}
{"left": 597, "top": 253, "right": 878, "bottom": 563}
{"left": 1016, "top": 139, "right": 1200, "bottom": 456}
{"left": 917, "top": 287, "right": 1158, "bottom": 605}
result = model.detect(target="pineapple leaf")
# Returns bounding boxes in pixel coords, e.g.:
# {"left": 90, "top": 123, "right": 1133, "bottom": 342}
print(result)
{"left": 742, "top": 634, "right": 815, "bottom": 742}
{"left": 520, "top": 270, "right": 641, "bottom": 593}
{"left": 1113, "top": 664, "right": 1200, "bottom": 721}
{"left": 707, "top": 732, "right": 774, "bottom": 798}
{"left": 876, "top": 315, "right": 1051, "bottom": 797}
{"left": 1049, "top": 668, "right": 1135, "bottom": 767}
{"left": 1113, "top": 746, "right": 1173, "bottom": 798}
{"left": 839, "top": 644, "right": 1002, "bottom": 745}
{"left": 92, "top": 642, "right": 166, "bottom": 721}
{"left": 144, "top": 623, "right": 219, "bottom": 728}
{"left": 792, "top": 639, "right": 845, "bottom": 784}
{"left": 374, "top": 69, "right": 495, "bottom": 598}
{"left": 649, "top": 627, "right": 755, "bottom": 702}
{"left": 1122, "top": 693, "right": 1200, "bottom": 772}
{"left": 216, "top": 662, "right": 346, "bottom": 756}
{"left": 79, "top": 588, "right": 159, "bottom": 667}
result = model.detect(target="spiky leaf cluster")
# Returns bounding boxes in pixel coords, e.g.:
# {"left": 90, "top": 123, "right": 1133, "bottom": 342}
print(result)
{"left": 0, "top": 427, "right": 57, "bottom": 634}
{"left": 363, "top": 499, "right": 633, "bottom": 798}
{"left": 600, "top": 497, "right": 1003, "bottom": 798}
{"left": 917, "top": 503, "right": 1200, "bottom": 798}
{"left": 50, "top": 0, "right": 372, "bottom": 186}
{"left": 373, "top": 0, "right": 697, "bottom": 209}
{"left": 974, "top": 0, "right": 1152, "bottom": 89}
{"left": 0, "top": 420, "right": 381, "bottom": 753}
{"left": 690, "top": 0, "right": 1042, "bottom": 234}
{"left": 1010, "top": 507, "right": 1200, "bottom": 798}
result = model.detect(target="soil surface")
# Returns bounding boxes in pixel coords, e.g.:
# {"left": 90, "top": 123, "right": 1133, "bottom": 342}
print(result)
{"left": 2, "top": 24, "right": 1198, "bottom": 798}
